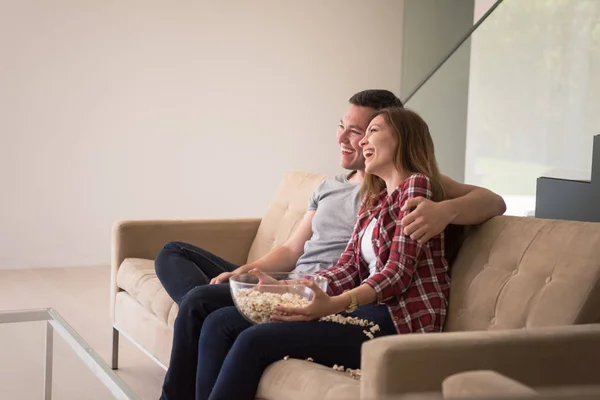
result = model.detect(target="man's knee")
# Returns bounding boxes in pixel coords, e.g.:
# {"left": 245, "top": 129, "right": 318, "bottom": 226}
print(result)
{"left": 202, "top": 306, "right": 229, "bottom": 329}
{"left": 157, "top": 241, "right": 185, "bottom": 258}
{"left": 178, "top": 286, "right": 207, "bottom": 314}
{"left": 155, "top": 241, "right": 186, "bottom": 273}
{"left": 178, "top": 285, "right": 229, "bottom": 317}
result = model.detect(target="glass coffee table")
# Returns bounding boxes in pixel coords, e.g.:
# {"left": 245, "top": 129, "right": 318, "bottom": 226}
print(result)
{"left": 0, "top": 308, "right": 139, "bottom": 400}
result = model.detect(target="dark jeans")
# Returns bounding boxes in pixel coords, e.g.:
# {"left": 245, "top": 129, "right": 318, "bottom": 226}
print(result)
{"left": 196, "top": 305, "right": 397, "bottom": 400}
{"left": 155, "top": 241, "right": 238, "bottom": 303}
{"left": 155, "top": 241, "right": 239, "bottom": 400}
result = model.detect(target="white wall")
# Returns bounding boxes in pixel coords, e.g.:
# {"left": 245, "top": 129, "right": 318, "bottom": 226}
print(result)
{"left": 401, "top": 0, "right": 475, "bottom": 182}
{"left": 474, "top": 0, "right": 499, "bottom": 21}
{"left": 0, "top": 0, "right": 405, "bottom": 268}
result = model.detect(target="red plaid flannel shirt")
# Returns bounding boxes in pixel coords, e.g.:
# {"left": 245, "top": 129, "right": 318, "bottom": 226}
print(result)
{"left": 316, "top": 173, "right": 450, "bottom": 334}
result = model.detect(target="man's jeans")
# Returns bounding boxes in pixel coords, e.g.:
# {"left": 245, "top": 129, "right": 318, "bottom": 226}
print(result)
{"left": 155, "top": 241, "right": 239, "bottom": 400}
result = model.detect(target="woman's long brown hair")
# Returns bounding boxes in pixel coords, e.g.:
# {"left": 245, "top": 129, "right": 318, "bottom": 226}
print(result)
{"left": 360, "top": 107, "right": 467, "bottom": 264}
{"left": 360, "top": 107, "right": 446, "bottom": 210}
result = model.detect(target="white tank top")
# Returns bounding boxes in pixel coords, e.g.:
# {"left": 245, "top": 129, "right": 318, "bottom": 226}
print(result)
{"left": 360, "top": 218, "right": 378, "bottom": 279}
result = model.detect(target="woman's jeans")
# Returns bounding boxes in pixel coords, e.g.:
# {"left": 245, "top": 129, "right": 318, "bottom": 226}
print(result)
{"left": 154, "top": 241, "right": 239, "bottom": 400}
{"left": 196, "top": 305, "right": 397, "bottom": 400}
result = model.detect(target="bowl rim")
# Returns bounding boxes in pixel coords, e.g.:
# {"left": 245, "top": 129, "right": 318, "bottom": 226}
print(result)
{"left": 229, "top": 272, "right": 327, "bottom": 287}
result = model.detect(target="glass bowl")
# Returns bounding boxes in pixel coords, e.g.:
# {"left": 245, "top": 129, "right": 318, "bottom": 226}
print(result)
{"left": 229, "top": 272, "right": 328, "bottom": 324}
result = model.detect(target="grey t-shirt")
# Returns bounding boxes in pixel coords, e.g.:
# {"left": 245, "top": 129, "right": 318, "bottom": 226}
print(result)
{"left": 293, "top": 173, "right": 361, "bottom": 274}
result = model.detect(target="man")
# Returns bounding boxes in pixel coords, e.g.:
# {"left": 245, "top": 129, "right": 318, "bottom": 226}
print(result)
{"left": 156, "top": 89, "right": 506, "bottom": 400}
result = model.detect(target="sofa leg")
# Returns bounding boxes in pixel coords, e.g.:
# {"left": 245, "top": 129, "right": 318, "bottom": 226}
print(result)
{"left": 111, "top": 327, "right": 119, "bottom": 370}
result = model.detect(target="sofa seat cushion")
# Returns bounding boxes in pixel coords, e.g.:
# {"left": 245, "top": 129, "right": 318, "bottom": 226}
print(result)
{"left": 116, "top": 257, "right": 178, "bottom": 325}
{"left": 256, "top": 359, "right": 360, "bottom": 400}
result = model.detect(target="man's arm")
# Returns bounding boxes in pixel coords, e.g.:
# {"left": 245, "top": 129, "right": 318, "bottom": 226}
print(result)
{"left": 438, "top": 174, "right": 507, "bottom": 225}
{"left": 210, "top": 211, "right": 314, "bottom": 283}
{"left": 400, "top": 174, "right": 506, "bottom": 242}
{"left": 237, "top": 210, "right": 315, "bottom": 273}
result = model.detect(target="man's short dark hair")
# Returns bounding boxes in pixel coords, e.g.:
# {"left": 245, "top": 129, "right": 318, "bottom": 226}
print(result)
{"left": 348, "top": 89, "right": 403, "bottom": 110}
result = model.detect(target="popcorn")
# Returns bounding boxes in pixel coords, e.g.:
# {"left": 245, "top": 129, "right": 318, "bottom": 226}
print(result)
{"left": 331, "top": 365, "right": 362, "bottom": 380}
{"left": 306, "top": 357, "right": 314, "bottom": 362}
{"left": 283, "top": 355, "right": 290, "bottom": 361}
{"left": 319, "top": 314, "right": 378, "bottom": 339}
{"left": 318, "top": 314, "right": 374, "bottom": 327}
{"left": 345, "top": 368, "right": 362, "bottom": 380}
{"left": 234, "top": 289, "right": 309, "bottom": 324}
{"left": 235, "top": 290, "right": 382, "bottom": 340}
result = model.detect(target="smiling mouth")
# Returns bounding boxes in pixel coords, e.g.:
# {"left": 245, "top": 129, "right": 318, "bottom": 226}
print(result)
{"left": 363, "top": 149, "right": 374, "bottom": 158}
{"left": 341, "top": 147, "right": 355, "bottom": 155}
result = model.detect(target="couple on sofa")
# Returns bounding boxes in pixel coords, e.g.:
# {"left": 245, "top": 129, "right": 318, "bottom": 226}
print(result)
{"left": 155, "top": 90, "right": 507, "bottom": 400}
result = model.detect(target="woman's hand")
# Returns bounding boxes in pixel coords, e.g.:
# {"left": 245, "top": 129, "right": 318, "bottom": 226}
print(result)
{"left": 271, "top": 280, "right": 346, "bottom": 322}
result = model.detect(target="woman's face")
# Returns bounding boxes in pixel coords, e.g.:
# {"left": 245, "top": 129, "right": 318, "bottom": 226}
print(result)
{"left": 359, "top": 114, "right": 399, "bottom": 177}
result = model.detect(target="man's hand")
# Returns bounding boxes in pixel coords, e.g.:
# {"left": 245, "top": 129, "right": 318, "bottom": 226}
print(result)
{"left": 401, "top": 197, "right": 457, "bottom": 243}
{"left": 210, "top": 271, "right": 237, "bottom": 285}
{"left": 248, "top": 268, "right": 279, "bottom": 285}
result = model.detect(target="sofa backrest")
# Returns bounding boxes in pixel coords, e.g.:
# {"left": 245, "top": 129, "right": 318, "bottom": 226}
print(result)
{"left": 445, "top": 216, "right": 600, "bottom": 332}
{"left": 246, "top": 171, "right": 326, "bottom": 263}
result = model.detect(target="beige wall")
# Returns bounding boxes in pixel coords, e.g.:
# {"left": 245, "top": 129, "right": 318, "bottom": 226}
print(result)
{"left": 0, "top": 0, "right": 405, "bottom": 268}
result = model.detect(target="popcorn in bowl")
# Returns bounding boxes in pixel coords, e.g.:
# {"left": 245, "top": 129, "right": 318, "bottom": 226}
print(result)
{"left": 229, "top": 271, "right": 328, "bottom": 324}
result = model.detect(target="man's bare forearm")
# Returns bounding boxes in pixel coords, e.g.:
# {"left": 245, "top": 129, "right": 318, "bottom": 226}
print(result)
{"left": 235, "top": 246, "right": 300, "bottom": 274}
{"left": 443, "top": 187, "right": 506, "bottom": 225}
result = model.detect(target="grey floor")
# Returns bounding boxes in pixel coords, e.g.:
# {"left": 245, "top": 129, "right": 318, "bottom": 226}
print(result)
{"left": 0, "top": 266, "right": 165, "bottom": 400}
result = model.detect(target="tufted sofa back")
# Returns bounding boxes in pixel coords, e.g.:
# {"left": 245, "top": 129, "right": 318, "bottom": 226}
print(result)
{"left": 247, "top": 172, "right": 600, "bottom": 332}
{"left": 247, "top": 171, "right": 326, "bottom": 264}
{"left": 445, "top": 216, "right": 600, "bottom": 331}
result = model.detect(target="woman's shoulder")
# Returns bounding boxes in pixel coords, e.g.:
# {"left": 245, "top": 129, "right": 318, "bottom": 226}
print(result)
{"left": 382, "top": 174, "right": 433, "bottom": 209}
{"left": 390, "top": 173, "right": 432, "bottom": 196}
{"left": 403, "top": 173, "right": 432, "bottom": 187}
{"left": 364, "top": 174, "right": 433, "bottom": 211}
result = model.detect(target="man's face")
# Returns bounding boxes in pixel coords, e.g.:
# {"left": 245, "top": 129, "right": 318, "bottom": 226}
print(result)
{"left": 336, "top": 105, "right": 375, "bottom": 172}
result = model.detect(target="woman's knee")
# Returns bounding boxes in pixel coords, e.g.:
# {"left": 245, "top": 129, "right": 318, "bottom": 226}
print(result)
{"left": 233, "top": 324, "right": 274, "bottom": 350}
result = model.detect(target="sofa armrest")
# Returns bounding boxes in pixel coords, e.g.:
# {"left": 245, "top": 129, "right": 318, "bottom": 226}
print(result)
{"left": 110, "top": 218, "right": 261, "bottom": 315}
{"left": 442, "top": 370, "right": 538, "bottom": 399}
{"left": 361, "top": 324, "right": 600, "bottom": 399}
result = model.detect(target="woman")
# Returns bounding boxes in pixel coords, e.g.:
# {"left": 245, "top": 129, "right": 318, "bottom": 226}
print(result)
{"left": 194, "top": 107, "right": 450, "bottom": 400}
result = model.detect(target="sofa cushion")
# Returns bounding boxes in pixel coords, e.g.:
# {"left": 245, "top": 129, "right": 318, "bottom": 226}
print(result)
{"left": 114, "top": 291, "right": 174, "bottom": 367}
{"left": 116, "top": 257, "right": 178, "bottom": 325}
{"left": 256, "top": 359, "right": 360, "bottom": 400}
{"left": 247, "top": 171, "right": 326, "bottom": 263}
{"left": 446, "top": 216, "right": 600, "bottom": 331}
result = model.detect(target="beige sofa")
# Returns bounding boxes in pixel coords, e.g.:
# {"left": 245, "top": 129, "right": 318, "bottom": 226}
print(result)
{"left": 443, "top": 353, "right": 600, "bottom": 399}
{"left": 110, "top": 171, "right": 600, "bottom": 400}
{"left": 440, "top": 323, "right": 600, "bottom": 399}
